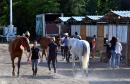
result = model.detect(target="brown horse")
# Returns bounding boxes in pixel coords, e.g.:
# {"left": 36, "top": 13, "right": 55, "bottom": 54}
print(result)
{"left": 54, "top": 35, "right": 61, "bottom": 47}
{"left": 38, "top": 36, "right": 51, "bottom": 61}
{"left": 9, "top": 36, "right": 30, "bottom": 76}
{"left": 38, "top": 35, "right": 61, "bottom": 61}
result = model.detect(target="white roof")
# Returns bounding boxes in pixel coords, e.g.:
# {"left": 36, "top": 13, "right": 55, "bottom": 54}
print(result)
{"left": 87, "top": 16, "right": 103, "bottom": 20}
{"left": 112, "top": 11, "right": 130, "bottom": 18}
{"left": 59, "top": 17, "right": 71, "bottom": 22}
{"left": 71, "top": 16, "right": 85, "bottom": 21}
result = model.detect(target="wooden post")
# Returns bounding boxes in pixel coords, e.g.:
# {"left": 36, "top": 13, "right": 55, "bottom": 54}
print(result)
{"left": 80, "top": 25, "right": 86, "bottom": 40}
{"left": 127, "top": 24, "right": 130, "bottom": 66}
{"left": 97, "top": 23, "right": 104, "bottom": 51}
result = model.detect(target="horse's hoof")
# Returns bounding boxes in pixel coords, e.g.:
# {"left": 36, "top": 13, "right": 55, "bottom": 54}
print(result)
{"left": 17, "top": 74, "right": 20, "bottom": 77}
{"left": 12, "top": 72, "right": 15, "bottom": 77}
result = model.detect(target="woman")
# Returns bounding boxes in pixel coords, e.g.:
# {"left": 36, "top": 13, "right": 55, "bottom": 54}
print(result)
{"left": 115, "top": 38, "right": 122, "bottom": 68}
{"left": 92, "top": 35, "right": 96, "bottom": 60}
{"left": 109, "top": 37, "right": 117, "bottom": 68}
{"left": 28, "top": 41, "right": 41, "bottom": 76}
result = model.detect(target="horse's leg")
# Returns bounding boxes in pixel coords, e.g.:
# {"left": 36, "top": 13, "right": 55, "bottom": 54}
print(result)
{"left": 11, "top": 58, "right": 15, "bottom": 76}
{"left": 41, "top": 49, "right": 46, "bottom": 62}
{"left": 17, "top": 56, "right": 21, "bottom": 77}
{"left": 72, "top": 54, "right": 76, "bottom": 76}
{"left": 41, "top": 50, "right": 44, "bottom": 62}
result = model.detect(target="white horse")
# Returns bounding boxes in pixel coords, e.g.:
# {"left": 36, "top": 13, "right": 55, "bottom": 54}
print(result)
{"left": 68, "top": 38, "right": 90, "bottom": 76}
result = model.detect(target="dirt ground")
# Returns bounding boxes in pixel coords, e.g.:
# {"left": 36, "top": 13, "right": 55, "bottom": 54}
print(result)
{"left": 0, "top": 44, "right": 130, "bottom": 84}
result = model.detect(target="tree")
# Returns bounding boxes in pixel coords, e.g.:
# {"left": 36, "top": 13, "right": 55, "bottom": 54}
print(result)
{"left": 0, "top": 0, "right": 8, "bottom": 26}
{"left": 97, "top": 0, "right": 121, "bottom": 15}
{"left": 85, "top": 0, "right": 98, "bottom": 15}
{"left": 12, "top": 0, "right": 60, "bottom": 39}
{"left": 60, "top": 0, "right": 86, "bottom": 16}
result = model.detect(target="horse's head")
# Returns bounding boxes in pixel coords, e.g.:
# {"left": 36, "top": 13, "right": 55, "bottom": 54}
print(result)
{"left": 20, "top": 37, "right": 30, "bottom": 52}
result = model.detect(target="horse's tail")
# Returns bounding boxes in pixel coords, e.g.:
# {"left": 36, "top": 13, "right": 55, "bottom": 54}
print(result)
{"left": 82, "top": 41, "right": 90, "bottom": 71}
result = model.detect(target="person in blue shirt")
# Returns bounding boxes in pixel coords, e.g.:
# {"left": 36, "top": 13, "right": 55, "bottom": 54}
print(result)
{"left": 109, "top": 37, "right": 117, "bottom": 69}
{"left": 63, "top": 34, "right": 70, "bottom": 63}
{"left": 28, "top": 41, "right": 41, "bottom": 76}
{"left": 47, "top": 37, "right": 58, "bottom": 73}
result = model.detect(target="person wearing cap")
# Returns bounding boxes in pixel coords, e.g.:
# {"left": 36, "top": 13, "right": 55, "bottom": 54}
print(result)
{"left": 73, "top": 32, "right": 81, "bottom": 40}
{"left": 47, "top": 37, "right": 58, "bottom": 73}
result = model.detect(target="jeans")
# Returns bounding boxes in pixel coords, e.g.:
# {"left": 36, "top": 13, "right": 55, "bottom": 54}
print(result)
{"left": 109, "top": 50, "right": 116, "bottom": 68}
{"left": 48, "top": 56, "right": 56, "bottom": 73}
{"left": 115, "top": 53, "right": 121, "bottom": 68}
{"left": 32, "top": 59, "right": 38, "bottom": 75}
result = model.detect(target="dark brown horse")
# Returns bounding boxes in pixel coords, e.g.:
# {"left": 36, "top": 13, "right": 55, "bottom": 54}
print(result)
{"left": 9, "top": 36, "right": 30, "bottom": 76}
{"left": 38, "top": 35, "right": 61, "bottom": 61}
{"left": 38, "top": 36, "right": 51, "bottom": 61}
{"left": 54, "top": 35, "right": 61, "bottom": 47}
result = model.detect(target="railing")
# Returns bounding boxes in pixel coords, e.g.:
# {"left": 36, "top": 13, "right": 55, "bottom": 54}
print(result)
{"left": 0, "top": 35, "right": 16, "bottom": 43}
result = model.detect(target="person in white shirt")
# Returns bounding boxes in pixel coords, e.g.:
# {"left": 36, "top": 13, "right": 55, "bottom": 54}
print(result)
{"left": 115, "top": 38, "right": 122, "bottom": 68}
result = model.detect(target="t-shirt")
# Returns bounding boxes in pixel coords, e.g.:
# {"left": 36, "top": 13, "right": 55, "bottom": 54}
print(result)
{"left": 92, "top": 38, "right": 96, "bottom": 48}
{"left": 63, "top": 38, "right": 69, "bottom": 46}
{"left": 48, "top": 42, "right": 57, "bottom": 57}
{"left": 31, "top": 47, "right": 39, "bottom": 59}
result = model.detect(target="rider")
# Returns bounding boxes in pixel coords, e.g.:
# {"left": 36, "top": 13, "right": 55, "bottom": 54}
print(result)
{"left": 47, "top": 37, "right": 58, "bottom": 73}
{"left": 73, "top": 32, "right": 81, "bottom": 40}
{"left": 28, "top": 41, "right": 41, "bottom": 76}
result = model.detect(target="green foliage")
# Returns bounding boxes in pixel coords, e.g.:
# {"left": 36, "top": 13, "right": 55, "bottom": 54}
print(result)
{"left": 0, "top": 0, "right": 127, "bottom": 39}
{"left": 60, "top": 0, "right": 86, "bottom": 16}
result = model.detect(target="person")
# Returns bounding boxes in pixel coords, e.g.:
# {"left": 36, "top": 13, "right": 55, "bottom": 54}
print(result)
{"left": 115, "top": 38, "right": 122, "bottom": 68}
{"left": 47, "top": 37, "right": 58, "bottom": 73}
{"left": 25, "top": 31, "right": 30, "bottom": 38}
{"left": 60, "top": 36, "right": 65, "bottom": 59}
{"left": 92, "top": 35, "right": 96, "bottom": 60}
{"left": 63, "top": 33, "right": 70, "bottom": 63}
{"left": 74, "top": 32, "right": 81, "bottom": 40}
{"left": 109, "top": 36, "right": 117, "bottom": 69}
{"left": 28, "top": 41, "right": 41, "bottom": 76}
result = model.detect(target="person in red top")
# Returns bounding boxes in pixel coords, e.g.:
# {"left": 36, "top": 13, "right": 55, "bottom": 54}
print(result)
{"left": 92, "top": 35, "right": 96, "bottom": 60}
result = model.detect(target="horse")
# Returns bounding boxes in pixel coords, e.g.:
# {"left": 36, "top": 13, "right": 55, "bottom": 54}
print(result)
{"left": 38, "top": 36, "right": 61, "bottom": 62}
{"left": 68, "top": 38, "right": 90, "bottom": 76}
{"left": 9, "top": 36, "right": 30, "bottom": 76}
{"left": 54, "top": 35, "right": 61, "bottom": 47}
{"left": 38, "top": 36, "right": 51, "bottom": 61}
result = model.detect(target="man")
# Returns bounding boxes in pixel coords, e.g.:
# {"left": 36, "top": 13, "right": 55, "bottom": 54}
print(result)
{"left": 47, "top": 37, "right": 58, "bottom": 73}
{"left": 74, "top": 32, "right": 81, "bottom": 40}
{"left": 63, "top": 33, "right": 70, "bottom": 63}
{"left": 28, "top": 41, "right": 41, "bottom": 76}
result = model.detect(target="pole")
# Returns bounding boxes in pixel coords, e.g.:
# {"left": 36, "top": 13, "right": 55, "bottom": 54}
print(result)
{"left": 10, "top": 0, "right": 13, "bottom": 26}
